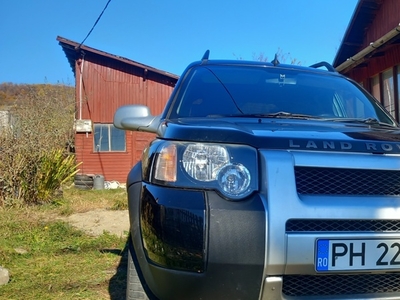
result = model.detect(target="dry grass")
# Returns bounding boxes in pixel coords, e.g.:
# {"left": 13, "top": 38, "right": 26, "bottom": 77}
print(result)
{"left": 51, "top": 185, "right": 128, "bottom": 215}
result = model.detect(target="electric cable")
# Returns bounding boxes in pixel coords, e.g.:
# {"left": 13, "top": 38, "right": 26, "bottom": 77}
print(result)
{"left": 77, "top": 0, "right": 112, "bottom": 49}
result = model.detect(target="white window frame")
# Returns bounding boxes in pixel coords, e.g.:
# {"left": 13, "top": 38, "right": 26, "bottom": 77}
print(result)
{"left": 93, "top": 123, "right": 126, "bottom": 152}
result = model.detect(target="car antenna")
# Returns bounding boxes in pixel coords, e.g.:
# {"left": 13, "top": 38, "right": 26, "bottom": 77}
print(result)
{"left": 271, "top": 54, "right": 280, "bottom": 66}
{"left": 201, "top": 50, "right": 210, "bottom": 64}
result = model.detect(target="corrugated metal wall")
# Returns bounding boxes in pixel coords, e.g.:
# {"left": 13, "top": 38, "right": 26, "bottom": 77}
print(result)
{"left": 343, "top": 0, "right": 400, "bottom": 84}
{"left": 74, "top": 55, "right": 176, "bottom": 182}
{"left": 363, "top": 0, "right": 400, "bottom": 49}
{"left": 347, "top": 46, "right": 400, "bottom": 82}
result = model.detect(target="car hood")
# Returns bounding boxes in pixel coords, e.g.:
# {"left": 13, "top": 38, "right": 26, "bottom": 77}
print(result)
{"left": 160, "top": 118, "right": 400, "bottom": 154}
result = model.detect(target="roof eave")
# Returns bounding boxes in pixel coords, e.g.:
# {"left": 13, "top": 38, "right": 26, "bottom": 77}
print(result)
{"left": 335, "top": 24, "right": 400, "bottom": 73}
{"left": 333, "top": 0, "right": 383, "bottom": 68}
{"left": 56, "top": 36, "right": 179, "bottom": 81}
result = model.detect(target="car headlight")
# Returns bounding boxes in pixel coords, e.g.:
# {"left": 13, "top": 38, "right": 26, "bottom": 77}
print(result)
{"left": 154, "top": 143, "right": 177, "bottom": 182}
{"left": 182, "top": 144, "right": 229, "bottom": 181}
{"left": 217, "top": 163, "right": 251, "bottom": 197}
{"left": 152, "top": 142, "right": 257, "bottom": 200}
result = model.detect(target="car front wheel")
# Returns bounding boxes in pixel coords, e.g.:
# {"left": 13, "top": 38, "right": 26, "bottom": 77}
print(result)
{"left": 126, "top": 238, "right": 149, "bottom": 300}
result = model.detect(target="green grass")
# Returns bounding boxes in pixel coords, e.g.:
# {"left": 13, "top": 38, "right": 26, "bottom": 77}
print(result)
{"left": 0, "top": 187, "right": 129, "bottom": 300}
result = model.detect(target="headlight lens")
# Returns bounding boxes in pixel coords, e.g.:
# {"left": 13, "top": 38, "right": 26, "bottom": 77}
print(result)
{"left": 152, "top": 142, "right": 257, "bottom": 200}
{"left": 217, "top": 163, "right": 251, "bottom": 197}
{"left": 182, "top": 144, "right": 229, "bottom": 181}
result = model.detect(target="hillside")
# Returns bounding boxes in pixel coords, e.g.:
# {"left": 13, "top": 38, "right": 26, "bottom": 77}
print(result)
{"left": 0, "top": 83, "right": 75, "bottom": 109}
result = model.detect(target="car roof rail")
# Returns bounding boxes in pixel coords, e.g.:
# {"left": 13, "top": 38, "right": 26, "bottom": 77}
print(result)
{"left": 309, "top": 61, "right": 337, "bottom": 72}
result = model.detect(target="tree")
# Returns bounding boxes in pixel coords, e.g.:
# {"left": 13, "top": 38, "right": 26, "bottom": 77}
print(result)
{"left": 252, "top": 48, "right": 301, "bottom": 65}
{"left": 233, "top": 48, "right": 301, "bottom": 65}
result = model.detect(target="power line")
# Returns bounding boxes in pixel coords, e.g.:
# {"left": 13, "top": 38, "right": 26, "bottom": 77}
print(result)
{"left": 77, "top": 0, "right": 112, "bottom": 49}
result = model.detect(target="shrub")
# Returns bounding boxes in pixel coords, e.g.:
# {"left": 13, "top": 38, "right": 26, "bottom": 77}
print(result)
{"left": 0, "top": 84, "right": 77, "bottom": 206}
{"left": 36, "top": 149, "right": 81, "bottom": 202}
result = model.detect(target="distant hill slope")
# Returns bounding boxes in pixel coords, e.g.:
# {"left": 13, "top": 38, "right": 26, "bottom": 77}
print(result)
{"left": 0, "top": 83, "right": 75, "bottom": 109}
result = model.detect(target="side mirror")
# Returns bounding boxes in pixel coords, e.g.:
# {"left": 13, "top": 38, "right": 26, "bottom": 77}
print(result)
{"left": 113, "top": 105, "right": 161, "bottom": 133}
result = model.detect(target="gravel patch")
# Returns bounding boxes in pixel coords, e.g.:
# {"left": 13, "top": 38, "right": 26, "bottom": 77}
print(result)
{"left": 61, "top": 208, "right": 130, "bottom": 237}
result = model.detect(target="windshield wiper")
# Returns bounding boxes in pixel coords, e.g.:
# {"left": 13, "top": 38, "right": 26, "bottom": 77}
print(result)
{"left": 328, "top": 117, "right": 397, "bottom": 128}
{"left": 265, "top": 112, "right": 320, "bottom": 119}
{"left": 222, "top": 111, "right": 321, "bottom": 119}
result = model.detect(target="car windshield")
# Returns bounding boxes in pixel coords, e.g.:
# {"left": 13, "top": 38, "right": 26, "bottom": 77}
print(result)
{"left": 168, "top": 65, "right": 396, "bottom": 126}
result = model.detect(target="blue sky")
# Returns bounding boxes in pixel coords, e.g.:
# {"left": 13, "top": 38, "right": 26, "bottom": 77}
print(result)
{"left": 1, "top": 0, "right": 358, "bottom": 85}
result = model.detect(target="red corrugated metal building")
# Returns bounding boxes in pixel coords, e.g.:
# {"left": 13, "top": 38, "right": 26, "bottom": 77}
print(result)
{"left": 333, "top": 0, "right": 400, "bottom": 121}
{"left": 57, "top": 36, "right": 179, "bottom": 183}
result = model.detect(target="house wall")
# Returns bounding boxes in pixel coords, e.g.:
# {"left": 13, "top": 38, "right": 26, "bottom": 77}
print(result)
{"left": 361, "top": 0, "right": 400, "bottom": 49}
{"left": 343, "top": 0, "right": 400, "bottom": 82}
{"left": 74, "top": 54, "right": 176, "bottom": 182}
{"left": 346, "top": 46, "right": 400, "bottom": 83}
{"left": 0, "top": 111, "right": 10, "bottom": 128}
{"left": 340, "top": 1, "right": 400, "bottom": 122}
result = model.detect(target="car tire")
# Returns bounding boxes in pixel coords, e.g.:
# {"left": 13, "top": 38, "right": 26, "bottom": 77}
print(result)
{"left": 74, "top": 174, "right": 92, "bottom": 181}
{"left": 74, "top": 175, "right": 93, "bottom": 190}
{"left": 127, "top": 238, "right": 149, "bottom": 300}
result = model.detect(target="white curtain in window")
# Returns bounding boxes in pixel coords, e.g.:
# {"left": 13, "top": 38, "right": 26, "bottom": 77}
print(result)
{"left": 382, "top": 69, "right": 395, "bottom": 117}
{"left": 371, "top": 75, "right": 380, "bottom": 102}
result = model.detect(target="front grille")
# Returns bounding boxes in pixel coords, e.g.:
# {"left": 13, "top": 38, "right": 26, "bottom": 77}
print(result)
{"left": 295, "top": 167, "right": 400, "bottom": 195}
{"left": 286, "top": 219, "right": 400, "bottom": 232}
{"left": 283, "top": 274, "right": 400, "bottom": 297}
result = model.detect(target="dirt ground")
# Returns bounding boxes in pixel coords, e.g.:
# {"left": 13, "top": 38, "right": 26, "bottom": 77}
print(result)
{"left": 61, "top": 208, "right": 130, "bottom": 237}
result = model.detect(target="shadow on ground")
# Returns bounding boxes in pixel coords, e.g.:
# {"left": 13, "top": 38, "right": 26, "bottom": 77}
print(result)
{"left": 107, "top": 237, "right": 129, "bottom": 300}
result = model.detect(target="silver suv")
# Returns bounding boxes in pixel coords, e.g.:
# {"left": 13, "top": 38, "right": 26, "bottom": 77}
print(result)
{"left": 114, "top": 51, "right": 400, "bottom": 300}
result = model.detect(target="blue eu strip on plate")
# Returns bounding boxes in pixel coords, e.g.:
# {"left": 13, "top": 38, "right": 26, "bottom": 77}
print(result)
{"left": 316, "top": 239, "right": 329, "bottom": 271}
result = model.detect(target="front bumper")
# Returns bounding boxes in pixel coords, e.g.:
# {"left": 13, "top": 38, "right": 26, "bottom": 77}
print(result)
{"left": 128, "top": 182, "right": 266, "bottom": 300}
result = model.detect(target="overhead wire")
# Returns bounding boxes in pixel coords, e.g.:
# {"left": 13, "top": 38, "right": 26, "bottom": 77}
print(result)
{"left": 77, "top": 0, "right": 112, "bottom": 49}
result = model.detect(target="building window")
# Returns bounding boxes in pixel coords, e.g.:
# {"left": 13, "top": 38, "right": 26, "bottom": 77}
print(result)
{"left": 94, "top": 124, "right": 126, "bottom": 152}
{"left": 371, "top": 74, "right": 380, "bottom": 102}
{"left": 382, "top": 69, "right": 395, "bottom": 117}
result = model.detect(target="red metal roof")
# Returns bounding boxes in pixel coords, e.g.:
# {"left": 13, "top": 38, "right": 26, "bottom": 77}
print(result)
{"left": 56, "top": 36, "right": 179, "bottom": 82}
